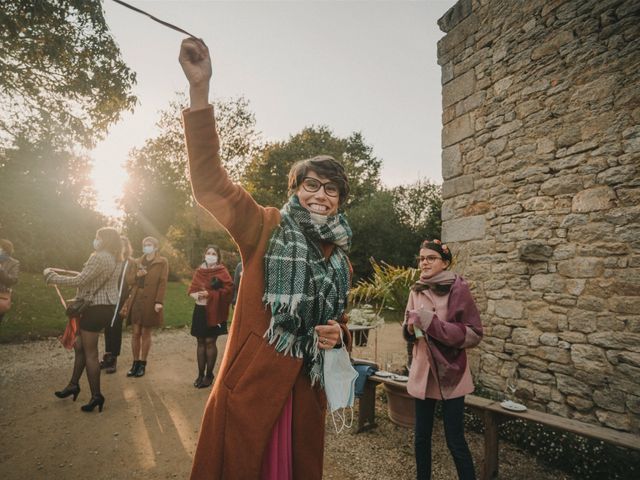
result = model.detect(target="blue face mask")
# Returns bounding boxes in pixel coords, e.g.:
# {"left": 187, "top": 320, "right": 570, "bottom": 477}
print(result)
{"left": 143, "top": 245, "right": 155, "bottom": 255}
{"left": 93, "top": 239, "right": 102, "bottom": 250}
{"left": 322, "top": 330, "right": 358, "bottom": 434}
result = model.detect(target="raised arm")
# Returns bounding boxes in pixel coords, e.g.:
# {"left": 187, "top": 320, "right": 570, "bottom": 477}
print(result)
{"left": 179, "top": 38, "right": 266, "bottom": 251}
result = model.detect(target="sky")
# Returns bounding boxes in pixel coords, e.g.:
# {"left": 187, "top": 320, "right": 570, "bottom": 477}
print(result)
{"left": 92, "top": 0, "right": 456, "bottom": 216}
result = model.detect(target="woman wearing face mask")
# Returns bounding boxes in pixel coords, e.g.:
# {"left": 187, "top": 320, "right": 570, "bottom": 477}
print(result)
{"left": 403, "top": 239, "right": 483, "bottom": 480}
{"left": 123, "top": 236, "right": 168, "bottom": 378}
{"left": 44, "top": 227, "right": 122, "bottom": 412}
{"left": 0, "top": 239, "right": 19, "bottom": 324}
{"left": 179, "top": 39, "right": 353, "bottom": 480}
{"left": 100, "top": 236, "right": 135, "bottom": 374}
{"left": 188, "top": 245, "right": 233, "bottom": 388}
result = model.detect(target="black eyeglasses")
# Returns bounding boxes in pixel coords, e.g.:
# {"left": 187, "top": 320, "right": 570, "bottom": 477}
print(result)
{"left": 301, "top": 177, "right": 340, "bottom": 198}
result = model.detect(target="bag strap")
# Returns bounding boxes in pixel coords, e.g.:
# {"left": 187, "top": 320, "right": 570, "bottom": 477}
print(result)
{"left": 110, "top": 260, "right": 129, "bottom": 327}
{"left": 85, "top": 262, "right": 119, "bottom": 302}
{"left": 53, "top": 285, "right": 68, "bottom": 309}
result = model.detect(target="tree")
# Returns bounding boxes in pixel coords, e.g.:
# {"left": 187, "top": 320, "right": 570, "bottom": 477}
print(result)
{"left": 392, "top": 179, "right": 442, "bottom": 240}
{"left": 243, "top": 126, "right": 381, "bottom": 208}
{"left": 0, "top": 0, "right": 137, "bottom": 149}
{"left": 121, "top": 94, "right": 261, "bottom": 259}
{"left": 0, "top": 138, "right": 105, "bottom": 271}
{"left": 347, "top": 189, "right": 417, "bottom": 280}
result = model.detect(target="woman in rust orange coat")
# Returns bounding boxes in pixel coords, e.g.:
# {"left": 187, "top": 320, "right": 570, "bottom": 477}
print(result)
{"left": 179, "top": 38, "right": 354, "bottom": 480}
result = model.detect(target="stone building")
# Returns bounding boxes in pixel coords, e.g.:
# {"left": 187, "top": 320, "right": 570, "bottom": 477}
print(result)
{"left": 438, "top": 0, "right": 639, "bottom": 432}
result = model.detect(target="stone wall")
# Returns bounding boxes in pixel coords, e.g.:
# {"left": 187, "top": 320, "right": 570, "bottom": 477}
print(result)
{"left": 438, "top": 0, "right": 640, "bottom": 432}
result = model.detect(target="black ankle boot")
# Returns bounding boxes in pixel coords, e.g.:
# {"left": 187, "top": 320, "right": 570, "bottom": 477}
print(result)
{"left": 99, "top": 353, "right": 114, "bottom": 370}
{"left": 198, "top": 373, "right": 214, "bottom": 388}
{"left": 105, "top": 356, "right": 118, "bottom": 374}
{"left": 54, "top": 383, "right": 80, "bottom": 401}
{"left": 127, "top": 360, "right": 140, "bottom": 377}
{"left": 81, "top": 394, "right": 105, "bottom": 413}
{"left": 135, "top": 360, "right": 147, "bottom": 377}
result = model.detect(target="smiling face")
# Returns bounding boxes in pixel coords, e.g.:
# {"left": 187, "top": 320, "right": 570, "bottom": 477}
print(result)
{"left": 296, "top": 170, "right": 340, "bottom": 216}
{"left": 418, "top": 247, "right": 450, "bottom": 278}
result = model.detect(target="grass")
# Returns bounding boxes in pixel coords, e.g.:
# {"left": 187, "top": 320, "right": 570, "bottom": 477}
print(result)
{"left": 0, "top": 272, "right": 197, "bottom": 343}
{"left": 1, "top": 273, "right": 406, "bottom": 344}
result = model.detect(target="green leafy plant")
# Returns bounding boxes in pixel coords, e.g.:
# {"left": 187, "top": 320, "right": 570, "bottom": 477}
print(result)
{"left": 350, "top": 258, "right": 419, "bottom": 313}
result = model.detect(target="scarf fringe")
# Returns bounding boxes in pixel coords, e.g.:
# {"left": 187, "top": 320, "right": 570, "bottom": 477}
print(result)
{"left": 262, "top": 293, "right": 305, "bottom": 316}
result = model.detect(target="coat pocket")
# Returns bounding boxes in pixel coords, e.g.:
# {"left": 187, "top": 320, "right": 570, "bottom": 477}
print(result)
{"left": 223, "top": 332, "right": 262, "bottom": 391}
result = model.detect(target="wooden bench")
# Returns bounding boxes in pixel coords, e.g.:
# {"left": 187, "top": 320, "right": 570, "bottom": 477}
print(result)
{"left": 353, "top": 360, "right": 640, "bottom": 480}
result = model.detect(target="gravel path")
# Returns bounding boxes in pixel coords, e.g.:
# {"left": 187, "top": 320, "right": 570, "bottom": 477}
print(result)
{"left": 0, "top": 325, "right": 569, "bottom": 479}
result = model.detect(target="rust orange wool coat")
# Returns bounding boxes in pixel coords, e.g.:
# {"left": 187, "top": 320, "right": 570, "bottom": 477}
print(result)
{"left": 125, "top": 255, "right": 169, "bottom": 328}
{"left": 184, "top": 106, "right": 352, "bottom": 480}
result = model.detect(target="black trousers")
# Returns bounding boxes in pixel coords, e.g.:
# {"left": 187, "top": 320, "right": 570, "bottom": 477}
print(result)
{"left": 104, "top": 313, "right": 123, "bottom": 356}
{"left": 414, "top": 396, "right": 476, "bottom": 480}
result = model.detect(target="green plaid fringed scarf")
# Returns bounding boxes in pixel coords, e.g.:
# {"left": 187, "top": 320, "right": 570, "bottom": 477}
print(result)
{"left": 263, "top": 195, "right": 352, "bottom": 387}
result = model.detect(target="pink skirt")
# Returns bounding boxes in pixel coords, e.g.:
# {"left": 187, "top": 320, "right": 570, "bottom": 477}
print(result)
{"left": 261, "top": 392, "right": 293, "bottom": 480}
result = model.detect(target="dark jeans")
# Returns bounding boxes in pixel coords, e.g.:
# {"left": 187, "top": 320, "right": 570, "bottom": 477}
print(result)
{"left": 104, "top": 313, "right": 123, "bottom": 356}
{"left": 414, "top": 396, "right": 476, "bottom": 480}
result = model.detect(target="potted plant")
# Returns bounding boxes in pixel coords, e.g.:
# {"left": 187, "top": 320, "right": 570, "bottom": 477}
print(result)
{"left": 347, "top": 305, "right": 384, "bottom": 346}
{"left": 350, "top": 259, "right": 419, "bottom": 367}
{"left": 350, "top": 259, "right": 419, "bottom": 428}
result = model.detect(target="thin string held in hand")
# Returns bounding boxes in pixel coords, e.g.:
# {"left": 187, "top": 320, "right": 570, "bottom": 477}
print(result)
{"left": 112, "top": 0, "right": 203, "bottom": 42}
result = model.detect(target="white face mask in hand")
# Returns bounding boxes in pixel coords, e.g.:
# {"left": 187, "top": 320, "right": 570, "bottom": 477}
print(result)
{"left": 322, "top": 330, "right": 358, "bottom": 434}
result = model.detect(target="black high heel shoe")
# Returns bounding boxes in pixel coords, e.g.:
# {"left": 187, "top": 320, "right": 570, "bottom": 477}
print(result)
{"left": 81, "top": 394, "right": 105, "bottom": 413}
{"left": 54, "top": 384, "right": 80, "bottom": 401}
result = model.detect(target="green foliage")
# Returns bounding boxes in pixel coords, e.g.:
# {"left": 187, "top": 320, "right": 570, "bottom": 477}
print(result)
{"left": 0, "top": 272, "right": 197, "bottom": 343}
{"left": 0, "top": 139, "right": 105, "bottom": 272}
{"left": 243, "top": 126, "right": 381, "bottom": 208}
{"left": 392, "top": 178, "right": 442, "bottom": 238}
{"left": 348, "top": 190, "right": 415, "bottom": 279}
{"left": 0, "top": 0, "right": 137, "bottom": 149}
{"left": 121, "top": 94, "right": 261, "bottom": 259}
{"left": 0, "top": 0, "right": 137, "bottom": 272}
{"left": 350, "top": 259, "right": 419, "bottom": 313}
{"left": 241, "top": 127, "right": 441, "bottom": 279}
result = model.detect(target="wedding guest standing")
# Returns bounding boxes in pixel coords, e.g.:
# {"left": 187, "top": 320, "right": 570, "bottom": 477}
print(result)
{"left": 100, "top": 236, "right": 135, "bottom": 374}
{"left": 188, "top": 245, "right": 233, "bottom": 388}
{"left": 45, "top": 227, "right": 122, "bottom": 412}
{"left": 404, "top": 239, "right": 483, "bottom": 480}
{"left": 124, "top": 236, "right": 168, "bottom": 378}
{"left": 179, "top": 38, "right": 353, "bottom": 479}
{"left": 0, "top": 239, "right": 19, "bottom": 323}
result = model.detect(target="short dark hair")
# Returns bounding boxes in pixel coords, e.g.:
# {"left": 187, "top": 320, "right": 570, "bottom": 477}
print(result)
{"left": 0, "top": 239, "right": 14, "bottom": 255}
{"left": 420, "top": 239, "right": 452, "bottom": 263}
{"left": 97, "top": 227, "right": 123, "bottom": 262}
{"left": 204, "top": 244, "right": 222, "bottom": 261}
{"left": 287, "top": 155, "right": 350, "bottom": 205}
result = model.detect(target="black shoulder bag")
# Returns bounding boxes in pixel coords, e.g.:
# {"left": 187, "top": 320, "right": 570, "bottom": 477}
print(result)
{"left": 65, "top": 265, "right": 117, "bottom": 318}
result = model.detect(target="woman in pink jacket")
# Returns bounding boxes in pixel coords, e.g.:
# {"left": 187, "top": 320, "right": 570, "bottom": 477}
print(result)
{"left": 404, "top": 239, "right": 483, "bottom": 480}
